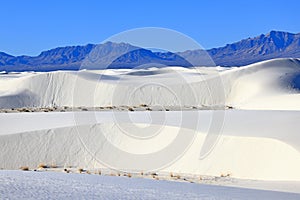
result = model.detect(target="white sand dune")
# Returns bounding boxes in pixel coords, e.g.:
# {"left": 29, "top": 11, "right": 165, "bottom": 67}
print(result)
{"left": 1, "top": 58, "right": 300, "bottom": 193}
{"left": 224, "top": 58, "right": 300, "bottom": 109}
{"left": 0, "top": 110, "right": 300, "bottom": 182}
{"left": 0, "top": 58, "right": 299, "bottom": 109}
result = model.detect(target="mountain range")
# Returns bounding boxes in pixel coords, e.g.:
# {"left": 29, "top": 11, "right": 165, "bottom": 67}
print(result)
{"left": 0, "top": 30, "right": 299, "bottom": 71}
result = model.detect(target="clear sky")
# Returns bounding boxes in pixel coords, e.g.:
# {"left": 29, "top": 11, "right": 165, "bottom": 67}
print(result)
{"left": 1, "top": 0, "right": 299, "bottom": 56}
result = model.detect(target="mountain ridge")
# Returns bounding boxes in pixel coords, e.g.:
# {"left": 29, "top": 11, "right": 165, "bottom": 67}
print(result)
{"left": 0, "top": 30, "right": 299, "bottom": 71}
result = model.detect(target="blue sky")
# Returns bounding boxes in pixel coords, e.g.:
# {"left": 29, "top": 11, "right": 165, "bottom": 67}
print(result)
{"left": 1, "top": 0, "right": 299, "bottom": 56}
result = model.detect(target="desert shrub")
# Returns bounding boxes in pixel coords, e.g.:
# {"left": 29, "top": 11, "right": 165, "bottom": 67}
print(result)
{"left": 220, "top": 173, "right": 231, "bottom": 177}
{"left": 38, "top": 163, "right": 47, "bottom": 168}
{"left": 20, "top": 166, "right": 29, "bottom": 171}
{"left": 50, "top": 163, "right": 57, "bottom": 168}
{"left": 151, "top": 172, "right": 157, "bottom": 176}
{"left": 78, "top": 168, "right": 84, "bottom": 173}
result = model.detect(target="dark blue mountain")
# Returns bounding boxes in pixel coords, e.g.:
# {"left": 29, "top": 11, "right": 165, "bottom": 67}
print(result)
{"left": 0, "top": 31, "right": 299, "bottom": 71}
{"left": 208, "top": 30, "right": 300, "bottom": 66}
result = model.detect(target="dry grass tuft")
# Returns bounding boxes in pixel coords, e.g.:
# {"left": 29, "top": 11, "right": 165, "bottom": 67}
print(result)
{"left": 220, "top": 173, "right": 231, "bottom": 177}
{"left": 78, "top": 168, "right": 84, "bottom": 173}
{"left": 50, "top": 163, "right": 57, "bottom": 168}
{"left": 20, "top": 166, "right": 29, "bottom": 171}
{"left": 175, "top": 174, "right": 181, "bottom": 179}
{"left": 38, "top": 163, "right": 47, "bottom": 169}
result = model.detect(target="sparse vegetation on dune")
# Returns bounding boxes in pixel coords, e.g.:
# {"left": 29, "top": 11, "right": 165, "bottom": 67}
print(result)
{"left": 78, "top": 168, "right": 84, "bottom": 173}
{"left": 0, "top": 104, "right": 225, "bottom": 113}
{"left": 20, "top": 166, "right": 29, "bottom": 171}
{"left": 38, "top": 163, "right": 48, "bottom": 169}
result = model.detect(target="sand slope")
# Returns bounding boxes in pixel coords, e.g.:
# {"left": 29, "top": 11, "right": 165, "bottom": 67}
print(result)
{"left": 0, "top": 58, "right": 299, "bottom": 109}
{"left": 1, "top": 110, "right": 300, "bottom": 181}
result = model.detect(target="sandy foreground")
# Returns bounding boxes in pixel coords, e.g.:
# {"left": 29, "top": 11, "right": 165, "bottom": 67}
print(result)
{"left": 1, "top": 170, "right": 300, "bottom": 199}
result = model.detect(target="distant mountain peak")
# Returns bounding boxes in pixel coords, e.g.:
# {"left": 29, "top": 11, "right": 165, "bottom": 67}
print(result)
{"left": 199, "top": 30, "right": 300, "bottom": 66}
{"left": 0, "top": 30, "right": 300, "bottom": 71}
